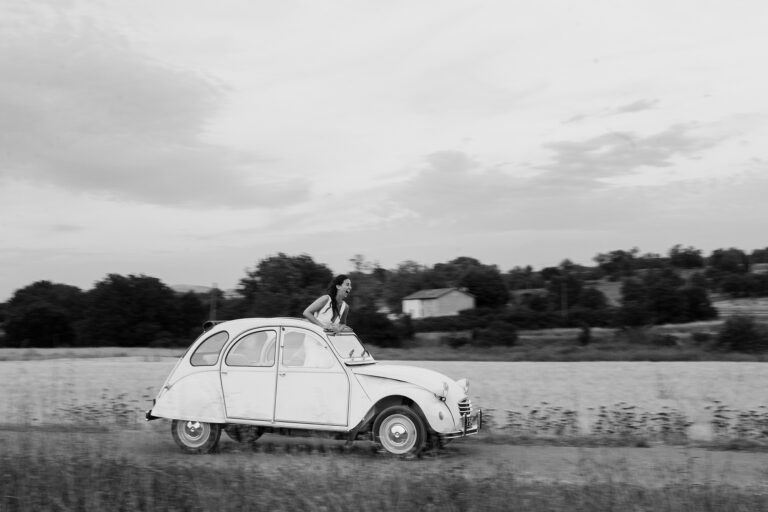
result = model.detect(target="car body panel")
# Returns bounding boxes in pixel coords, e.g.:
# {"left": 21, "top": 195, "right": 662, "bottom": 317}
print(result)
{"left": 221, "top": 367, "right": 276, "bottom": 420}
{"left": 151, "top": 369, "right": 226, "bottom": 423}
{"left": 274, "top": 371, "right": 349, "bottom": 425}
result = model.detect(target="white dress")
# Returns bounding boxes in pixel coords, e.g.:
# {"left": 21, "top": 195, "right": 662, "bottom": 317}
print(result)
{"left": 314, "top": 296, "right": 348, "bottom": 327}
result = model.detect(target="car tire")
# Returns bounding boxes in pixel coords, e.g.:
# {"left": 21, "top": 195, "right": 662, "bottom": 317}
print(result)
{"left": 373, "top": 405, "right": 426, "bottom": 457}
{"left": 224, "top": 424, "right": 263, "bottom": 445}
{"left": 171, "top": 420, "right": 221, "bottom": 454}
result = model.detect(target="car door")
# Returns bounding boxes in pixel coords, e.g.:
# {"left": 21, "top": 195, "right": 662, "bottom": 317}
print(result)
{"left": 274, "top": 327, "right": 349, "bottom": 426}
{"left": 220, "top": 329, "right": 278, "bottom": 421}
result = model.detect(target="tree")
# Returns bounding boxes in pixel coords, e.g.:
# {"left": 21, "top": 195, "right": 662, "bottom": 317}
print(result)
{"left": 504, "top": 266, "right": 544, "bottom": 290}
{"left": 680, "top": 286, "right": 717, "bottom": 321}
{"left": 545, "top": 273, "right": 583, "bottom": 317}
{"left": 708, "top": 248, "right": 749, "bottom": 274}
{"left": 79, "top": 274, "right": 182, "bottom": 346}
{"left": 237, "top": 253, "right": 333, "bottom": 317}
{"left": 618, "top": 278, "right": 651, "bottom": 326}
{"left": 346, "top": 255, "right": 386, "bottom": 311}
{"left": 454, "top": 265, "right": 507, "bottom": 309}
{"left": 717, "top": 315, "right": 768, "bottom": 352}
{"left": 669, "top": 244, "right": 704, "bottom": 268}
{"left": 594, "top": 248, "right": 639, "bottom": 280}
{"left": 576, "top": 287, "right": 609, "bottom": 310}
{"left": 3, "top": 281, "right": 85, "bottom": 347}
{"left": 177, "top": 291, "right": 208, "bottom": 338}
{"left": 750, "top": 247, "right": 768, "bottom": 264}
{"left": 351, "top": 306, "right": 402, "bottom": 347}
{"left": 617, "top": 268, "right": 716, "bottom": 326}
{"left": 643, "top": 268, "right": 687, "bottom": 324}
{"left": 433, "top": 257, "right": 483, "bottom": 284}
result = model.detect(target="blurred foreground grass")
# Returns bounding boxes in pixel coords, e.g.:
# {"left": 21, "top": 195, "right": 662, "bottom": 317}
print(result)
{"left": 2, "top": 441, "right": 767, "bottom": 512}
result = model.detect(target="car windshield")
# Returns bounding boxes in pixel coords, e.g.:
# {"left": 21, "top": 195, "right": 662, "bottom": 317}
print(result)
{"left": 327, "top": 332, "right": 376, "bottom": 365}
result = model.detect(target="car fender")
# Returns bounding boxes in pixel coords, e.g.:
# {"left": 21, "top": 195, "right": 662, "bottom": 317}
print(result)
{"left": 354, "top": 375, "right": 457, "bottom": 434}
{"left": 150, "top": 369, "right": 226, "bottom": 423}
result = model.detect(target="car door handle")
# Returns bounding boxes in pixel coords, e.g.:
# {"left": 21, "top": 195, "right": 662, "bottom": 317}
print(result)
{"left": 279, "top": 372, "right": 286, "bottom": 377}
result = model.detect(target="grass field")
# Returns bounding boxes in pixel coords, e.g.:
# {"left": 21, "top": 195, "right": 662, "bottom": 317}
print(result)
{"left": 1, "top": 352, "right": 766, "bottom": 445}
{"left": 4, "top": 442, "right": 767, "bottom": 511}
{"left": 2, "top": 350, "right": 767, "bottom": 510}
{"left": 3, "top": 440, "right": 767, "bottom": 511}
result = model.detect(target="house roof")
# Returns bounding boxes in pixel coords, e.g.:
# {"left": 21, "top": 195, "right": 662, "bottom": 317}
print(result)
{"left": 402, "top": 287, "right": 474, "bottom": 300}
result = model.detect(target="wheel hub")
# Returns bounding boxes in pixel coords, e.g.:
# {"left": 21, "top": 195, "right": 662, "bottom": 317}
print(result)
{"left": 184, "top": 421, "right": 203, "bottom": 439}
{"left": 387, "top": 423, "right": 409, "bottom": 444}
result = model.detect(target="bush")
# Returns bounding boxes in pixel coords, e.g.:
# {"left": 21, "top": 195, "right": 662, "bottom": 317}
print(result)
{"left": 351, "top": 308, "right": 402, "bottom": 348}
{"left": 716, "top": 315, "right": 768, "bottom": 352}
{"left": 650, "top": 333, "right": 678, "bottom": 347}
{"left": 472, "top": 320, "right": 517, "bottom": 347}
{"left": 691, "top": 331, "right": 712, "bottom": 344}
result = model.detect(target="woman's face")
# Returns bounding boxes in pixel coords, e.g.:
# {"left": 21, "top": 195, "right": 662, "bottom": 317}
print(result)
{"left": 336, "top": 279, "right": 352, "bottom": 299}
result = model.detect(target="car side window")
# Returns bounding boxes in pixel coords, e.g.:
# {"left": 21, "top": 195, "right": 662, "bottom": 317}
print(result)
{"left": 190, "top": 331, "right": 229, "bottom": 366}
{"left": 226, "top": 330, "right": 277, "bottom": 367}
{"left": 281, "top": 331, "right": 337, "bottom": 369}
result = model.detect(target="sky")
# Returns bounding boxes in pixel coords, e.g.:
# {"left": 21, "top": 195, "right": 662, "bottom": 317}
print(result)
{"left": 2, "top": 0, "right": 767, "bottom": 300}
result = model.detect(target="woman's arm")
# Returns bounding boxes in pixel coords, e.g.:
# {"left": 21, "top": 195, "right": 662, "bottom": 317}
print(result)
{"left": 303, "top": 295, "right": 331, "bottom": 329}
{"left": 338, "top": 302, "right": 352, "bottom": 331}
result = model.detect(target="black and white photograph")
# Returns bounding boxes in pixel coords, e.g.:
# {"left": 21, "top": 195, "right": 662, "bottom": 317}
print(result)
{"left": 1, "top": 1, "right": 767, "bottom": 510}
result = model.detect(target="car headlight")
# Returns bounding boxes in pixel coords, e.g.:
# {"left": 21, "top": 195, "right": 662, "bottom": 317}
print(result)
{"left": 434, "top": 381, "right": 449, "bottom": 402}
{"left": 457, "top": 378, "right": 469, "bottom": 396}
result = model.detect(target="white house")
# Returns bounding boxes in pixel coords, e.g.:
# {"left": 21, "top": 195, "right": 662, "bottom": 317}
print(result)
{"left": 402, "top": 288, "right": 475, "bottom": 319}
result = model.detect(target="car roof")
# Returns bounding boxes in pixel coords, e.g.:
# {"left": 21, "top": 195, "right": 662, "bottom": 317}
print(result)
{"left": 202, "top": 317, "right": 326, "bottom": 337}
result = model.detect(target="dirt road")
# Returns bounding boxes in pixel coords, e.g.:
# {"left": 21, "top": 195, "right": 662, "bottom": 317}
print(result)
{"left": 2, "top": 424, "right": 766, "bottom": 490}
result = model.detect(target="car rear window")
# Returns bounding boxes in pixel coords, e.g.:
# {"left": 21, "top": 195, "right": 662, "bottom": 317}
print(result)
{"left": 190, "top": 331, "right": 229, "bottom": 366}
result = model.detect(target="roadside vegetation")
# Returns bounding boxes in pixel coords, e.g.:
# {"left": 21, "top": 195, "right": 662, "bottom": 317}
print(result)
{"left": 2, "top": 436, "right": 767, "bottom": 512}
{"left": 2, "top": 244, "right": 768, "bottom": 359}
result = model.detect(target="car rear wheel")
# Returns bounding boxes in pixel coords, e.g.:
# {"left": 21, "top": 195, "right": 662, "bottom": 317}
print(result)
{"left": 171, "top": 420, "right": 221, "bottom": 454}
{"left": 224, "top": 424, "right": 263, "bottom": 445}
{"left": 373, "top": 406, "right": 426, "bottom": 457}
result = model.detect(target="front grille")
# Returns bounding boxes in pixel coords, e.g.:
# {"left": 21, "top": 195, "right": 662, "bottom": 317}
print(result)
{"left": 458, "top": 398, "right": 472, "bottom": 416}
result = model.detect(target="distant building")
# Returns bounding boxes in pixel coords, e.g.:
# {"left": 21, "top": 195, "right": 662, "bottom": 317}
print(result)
{"left": 402, "top": 288, "right": 475, "bottom": 318}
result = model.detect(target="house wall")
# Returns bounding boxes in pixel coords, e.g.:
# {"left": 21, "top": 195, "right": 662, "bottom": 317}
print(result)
{"left": 432, "top": 290, "right": 475, "bottom": 316}
{"left": 402, "top": 291, "right": 475, "bottom": 318}
{"left": 402, "top": 299, "right": 423, "bottom": 318}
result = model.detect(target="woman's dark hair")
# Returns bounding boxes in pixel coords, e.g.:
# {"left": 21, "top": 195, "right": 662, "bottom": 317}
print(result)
{"left": 325, "top": 274, "right": 349, "bottom": 321}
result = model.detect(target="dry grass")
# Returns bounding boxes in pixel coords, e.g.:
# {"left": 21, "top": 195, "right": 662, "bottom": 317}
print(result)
{"left": 2, "top": 354, "right": 767, "bottom": 445}
{"left": 2, "top": 435, "right": 768, "bottom": 511}
{"left": 3, "top": 350, "right": 768, "bottom": 510}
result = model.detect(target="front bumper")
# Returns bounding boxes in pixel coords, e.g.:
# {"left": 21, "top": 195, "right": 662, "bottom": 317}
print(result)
{"left": 442, "top": 409, "right": 482, "bottom": 439}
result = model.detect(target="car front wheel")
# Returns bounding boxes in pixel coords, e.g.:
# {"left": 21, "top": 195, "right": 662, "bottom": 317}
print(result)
{"left": 373, "top": 406, "right": 426, "bottom": 457}
{"left": 171, "top": 420, "right": 221, "bottom": 454}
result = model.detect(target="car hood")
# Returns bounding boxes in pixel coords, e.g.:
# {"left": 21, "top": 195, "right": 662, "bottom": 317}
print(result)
{"left": 351, "top": 364, "right": 451, "bottom": 394}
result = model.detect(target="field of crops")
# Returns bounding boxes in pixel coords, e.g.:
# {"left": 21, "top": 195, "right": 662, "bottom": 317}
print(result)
{"left": 2, "top": 350, "right": 767, "bottom": 510}
{"left": 1, "top": 352, "right": 765, "bottom": 443}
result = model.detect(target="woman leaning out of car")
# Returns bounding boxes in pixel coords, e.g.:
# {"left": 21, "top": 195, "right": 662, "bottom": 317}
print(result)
{"left": 303, "top": 274, "right": 352, "bottom": 333}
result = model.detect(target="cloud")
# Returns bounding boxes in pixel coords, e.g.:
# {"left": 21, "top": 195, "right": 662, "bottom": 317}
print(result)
{"left": 535, "top": 124, "right": 720, "bottom": 187}
{"left": 50, "top": 224, "right": 83, "bottom": 233}
{"left": 376, "top": 125, "right": 723, "bottom": 236}
{"left": 0, "top": 8, "right": 307, "bottom": 208}
{"left": 612, "top": 98, "right": 659, "bottom": 114}
{"left": 565, "top": 99, "right": 659, "bottom": 124}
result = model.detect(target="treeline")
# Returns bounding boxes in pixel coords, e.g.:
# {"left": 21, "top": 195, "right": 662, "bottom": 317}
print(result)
{"left": 1, "top": 245, "right": 768, "bottom": 349}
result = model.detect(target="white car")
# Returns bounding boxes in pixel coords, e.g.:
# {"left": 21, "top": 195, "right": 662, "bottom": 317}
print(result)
{"left": 146, "top": 317, "right": 482, "bottom": 457}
